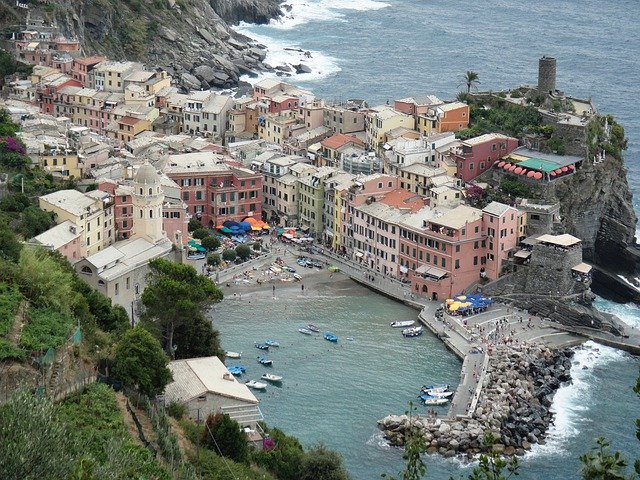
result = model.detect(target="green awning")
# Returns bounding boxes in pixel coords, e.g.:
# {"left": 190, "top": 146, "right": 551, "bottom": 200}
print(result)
{"left": 517, "top": 158, "right": 563, "bottom": 173}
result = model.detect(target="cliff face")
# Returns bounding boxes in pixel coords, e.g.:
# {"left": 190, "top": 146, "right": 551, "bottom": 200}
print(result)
{"left": 14, "top": 0, "right": 283, "bottom": 88}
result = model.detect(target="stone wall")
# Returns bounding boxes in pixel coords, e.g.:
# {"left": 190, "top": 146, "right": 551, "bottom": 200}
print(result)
{"left": 523, "top": 244, "right": 583, "bottom": 295}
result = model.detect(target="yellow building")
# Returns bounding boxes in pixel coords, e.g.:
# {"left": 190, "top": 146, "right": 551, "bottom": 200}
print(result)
{"left": 366, "top": 106, "right": 413, "bottom": 153}
{"left": 39, "top": 147, "right": 82, "bottom": 179}
{"left": 39, "top": 189, "right": 115, "bottom": 255}
{"left": 259, "top": 114, "right": 299, "bottom": 146}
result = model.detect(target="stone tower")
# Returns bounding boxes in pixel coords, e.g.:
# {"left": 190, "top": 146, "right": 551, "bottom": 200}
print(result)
{"left": 132, "top": 162, "right": 165, "bottom": 244}
{"left": 538, "top": 56, "right": 557, "bottom": 95}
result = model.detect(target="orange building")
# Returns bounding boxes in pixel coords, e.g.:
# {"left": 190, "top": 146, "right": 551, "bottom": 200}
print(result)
{"left": 417, "top": 102, "right": 470, "bottom": 135}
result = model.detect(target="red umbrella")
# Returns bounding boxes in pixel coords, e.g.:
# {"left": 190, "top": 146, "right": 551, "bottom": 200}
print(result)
{"left": 534, "top": 172, "right": 543, "bottom": 180}
{"left": 519, "top": 169, "right": 527, "bottom": 175}
{"left": 502, "top": 163, "right": 512, "bottom": 170}
{"left": 497, "top": 161, "right": 506, "bottom": 168}
{"left": 554, "top": 168, "right": 563, "bottom": 174}
{"left": 568, "top": 164, "right": 576, "bottom": 170}
{"left": 550, "top": 171, "right": 557, "bottom": 177}
{"left": 561, "top": 166, "right": 569, "bottom": 172}
{"left": 514, "top": 167, "right": 523, "bottom": 174}
{"left": 509, "top": 165, "right": 518, "bottom": 172}
{"left": 527, "top": 171, "right": 535, "bottom": 178}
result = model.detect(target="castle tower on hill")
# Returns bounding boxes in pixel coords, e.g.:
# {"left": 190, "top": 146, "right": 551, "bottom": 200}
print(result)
{"left": 132, "top": 162, "right": 165, "bottom": 244}
{"left": 538, "top": 56, "right": 557, "bottom": 96}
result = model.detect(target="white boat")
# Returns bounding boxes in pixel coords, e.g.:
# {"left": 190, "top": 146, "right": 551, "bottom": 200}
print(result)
{"left": 402, "top": 326, "right": 423, "bottom": 337}
{"left": 424, "top": 397, "right": 449, "bottom": 406}
{"left": 245, "top": 380, "right": 267, "bottom": 390}
{"left": 261, "top": 373, "right": 283, "bottom": 383}
{"left": 225, "top": 351, "right": 241, "bottom": 359}
{"left": 390, "top": 320, "right": 415, "bottom": 328}
{"left": 425, "top": 390, "right": 453, "bottom": 398}
{"left": 422, "top": 384, "right": 449, "bottom": 393}
{"left": 298, "top": 327, "right": 313, "bottom": 335}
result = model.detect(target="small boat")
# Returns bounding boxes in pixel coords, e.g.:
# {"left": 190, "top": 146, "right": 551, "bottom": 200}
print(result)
{"left": 254, "top": 342, "right": 270, "bottom": 350}
{"left": 293, "top": 273, "right": 302, "bottom": 281}
{"left": 298, "top": 327, "right": 313, "bottom": 335}
{"left": 424, "top": 390, "right": 453, "bottom": 398}
{"left": 422, "top": 384, "right": 449, "bottom": 393}
{"left": 227, "top": 365, "right": 246, "bottom": 376}
{"left": 257, "top": 356, "right": 273, "bottom": 366}
{"left": 245, "top": 380, "right": 267, "bottom": 390}
{"left": 324, "top": 331, "right": 338, "bottom": 342}
{"left": 390, "top": 320, "right": 416, "bottom": 328}
{"left": 420, "top": 395, "right": 449, "bottom": 406}
{"left": 402, "top": 326, "right": 423, "bottom": 337}
{"left": 346, "top": 337, "right": 354, "bottom": 341}
{"left": 225, "top": 351, "right": 241, "bottom": 359}
{"left": 265, "top": 339, "right": 280, "bottom": 347}
{"left": 261, "top": 373, "right": 283, "bottom": 383}
{"left": 307, "top": 324, "right": 320, "bottom": 333}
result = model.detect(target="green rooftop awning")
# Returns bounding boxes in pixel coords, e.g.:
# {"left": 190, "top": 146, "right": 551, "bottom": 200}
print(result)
{"left": 517, "top": 158, "right": 563, "bottom": 173}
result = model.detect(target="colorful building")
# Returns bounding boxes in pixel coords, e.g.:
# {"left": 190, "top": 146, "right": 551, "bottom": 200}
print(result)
{"left": 449, "top": 133, "right": 519, "bottom": 182}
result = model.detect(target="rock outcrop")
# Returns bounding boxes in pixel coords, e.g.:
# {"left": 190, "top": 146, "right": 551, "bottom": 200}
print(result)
{"left": 378, "top": 345, "right": 574, "bottom": 458}
{"left": 11, "top": 0, "right": 283, "bottom": 89}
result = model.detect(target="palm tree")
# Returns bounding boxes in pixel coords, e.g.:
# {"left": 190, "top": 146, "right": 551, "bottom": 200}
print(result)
{"left": 461, "top": 71, "right": 480, "bottom": 94}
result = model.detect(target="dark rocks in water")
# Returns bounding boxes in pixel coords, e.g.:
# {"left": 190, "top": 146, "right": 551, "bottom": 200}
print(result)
{"left": 209, "top": 0, "right": 283, "bottom": 25}
{"left": 294, "top": 63, "right": 312, "bottom": 74}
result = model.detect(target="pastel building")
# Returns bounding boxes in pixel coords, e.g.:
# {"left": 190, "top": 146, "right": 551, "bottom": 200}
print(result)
{"left": 323, "top": 104, "right": 366, "bottom": 134}
{"left": 416, "top": 102, "right": 470, "bottom": 135}
{"left": 366, "top": 106, "right": 414, "bottom": 153}
{"left": 39, "top": 189, "right": 115, "bottom": 255}
{"left": 397, "top": 201, "right": 518, "bottom": 300}
{"left": 449, "top": 133, "right": 519, "bottom": 182}
{"left": 32, "top": 220, "right": 85, "bottom": 262}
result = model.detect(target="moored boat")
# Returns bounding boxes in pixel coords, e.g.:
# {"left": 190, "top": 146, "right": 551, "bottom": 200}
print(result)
{"left": 261, "top": 373, "right": 283, "bottom": 383}
{"left": 390, "top": 320, "right": 415, "bottom": 328}
{"left": 420, "top": 395, "right": 449, "bottom": 406}
{"left": 225, "top": 351, "right": 241, "bottom": 359}
{"left": 245, "top": 380, "right": 267, "bottom": 390}
{"left": 307, "top": 324, "right": 320, "bottom": 332}
{"left": 402, "top": 326, "right": 423, "bottom": 337}
{"left": 424, "top": 389, "right": 453, "bottom": 398}
{"left": 298, "top": 327, "right": 313, "bottom": 335}
{"left": 324, "top": 331, "right": 338, "bottom": 342}
{"left": 254, "top": 342, "right": 270, "bottom": 350}
{"left": 227, "top": 365, "right": 246, "bottom": 376}
{"left": 422, "top": 384, "right": 449, "bottom": 393}
{"left": 257, "top": 356, "right": 273, "bottom": 366}
{"left": 265, "top": 339, "right": 280, "bottom": 347}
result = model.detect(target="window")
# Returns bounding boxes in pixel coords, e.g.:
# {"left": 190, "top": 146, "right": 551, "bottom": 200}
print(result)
{"left": 455, "top": 245, "right": 460, "bottom": 253}
{"left": 469, "top": 163, "right": 474, "bottom": 171}
{"left": 126, "top": 277, "right": 130, "bottom": 289}
{"left": 473, "top": 256, "right": 478, "bottom": 266}
{"left": 491, "top": 143, "right": 497, "bottom": 151}
{"left": 196, "top": 191, "right": 203, "bottom": 200}
{"left": 182, "top": 191, "right": 189, "bottom": 201}
{"left": 115, "top": 283, "right": 119, "bottom": 295}
{"left": 134, "top": 284, "right": 140, "bottom": 295}
{"left": 455, "top": 259, "right": 460, "bottom": 269}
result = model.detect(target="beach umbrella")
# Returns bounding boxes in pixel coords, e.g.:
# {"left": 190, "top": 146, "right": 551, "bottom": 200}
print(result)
{"left": 569, "top": 164, "right": 576, "bottom": 170}
{"left": 446, "top": 299, "right": 454, "bottom": 304}
{"left": 497, "top": 161, "right": 506, "bottom": 168}
{"left": 519, "top": 169, "right": 527, "bottom": 175}
{"left": 457, "top": 295, "right": 466, "bottom": 300}
{"left": 508, "top": 165, "right": 518, "bottom": 172}
{"left": 527, "top": 171, "right": 536, "bottom": 178}
{"left": 215, "top": 224, "right": 223, "bottom": 230}
{"left": 239, "top": 221, "right": 252, "bottom": 232}
{"left": 449, "top": 304, "right": 459, "bottom": 311}
{"left": 514, "top": 167, "right": 523, "bottom": 174}
{"left": 223, "top": 220, "right": 235, "bottom": 228}
{"left": 550, "top": 171, "right": 557, "bottom": 177}
{"left": 502, "top": 163, "right": 512, "bottom": 170}
{"left": 554, "top": 168, "right": 563, "bottom": 175}
{"left": 220, "top": 227, "right": 233, "bottom": 234}
{"left": 534, "top": 172, "right": 543, "bottom": 180}
{"left": 561, "top": 166, "right": 569, "bottom": 172}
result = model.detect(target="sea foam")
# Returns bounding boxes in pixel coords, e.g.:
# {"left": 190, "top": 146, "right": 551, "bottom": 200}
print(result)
{"left": 526, "top": 341, "right": 625, "bottom": 459}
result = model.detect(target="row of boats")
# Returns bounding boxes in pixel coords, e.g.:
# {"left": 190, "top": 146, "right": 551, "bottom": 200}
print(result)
{"left": 298, "top": 324, "right": 342, "bottom": 343}
{"left": 418, "top": 384, "right": 453, "bottom": 406}
{"left": 389, "top": 320, "right": 424, "bottom": 337}
{"left": 226, "top": 339, "right": 284, "bottom": 390}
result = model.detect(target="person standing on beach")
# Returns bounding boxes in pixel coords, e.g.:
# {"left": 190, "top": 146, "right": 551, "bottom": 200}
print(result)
{"left": 301, "top": 284, "right": 305, "bottom": 293}
{"left": 272, "top": 285, "right": 276, "bottom": 298}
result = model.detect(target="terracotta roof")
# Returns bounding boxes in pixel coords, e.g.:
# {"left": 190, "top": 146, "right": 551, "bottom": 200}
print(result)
{"left": 379, "top": 188, "right": 425, "bottom": 212}
{"left": 118, "top": 116, "right": 141, "bottom": 127}
{"left": 321, "top": 133, "right": 365, "bottom": 150}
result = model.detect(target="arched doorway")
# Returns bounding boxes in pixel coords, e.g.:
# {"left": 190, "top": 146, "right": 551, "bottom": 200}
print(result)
{"left": 421, "top": 285, "right": 428, "bottom": 293}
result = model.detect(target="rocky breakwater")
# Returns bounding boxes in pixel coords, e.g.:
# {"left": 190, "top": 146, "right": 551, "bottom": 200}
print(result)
{"left": 378, "top": 345, "right": 574, "bottom": 458}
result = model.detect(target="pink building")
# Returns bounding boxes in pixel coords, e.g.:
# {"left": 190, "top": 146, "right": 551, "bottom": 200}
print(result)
{"left": 398, "top": 201, "right": 518, "bottom": 300}
{"left": 268, "top": 94, "right": 299, "bottom": 114}
{"left": 99, "top": 180, "right": 134, "bottom": 240}
{"left": 450, "top": 133, "right": 519, "bottom": 182}
{"left": 351, "top": 189, "right": 426, "bottom": 275}
{"left": 32, "top": 220, "right": 85, "bottom": 263}
{"left": 71, "top": 56, "right": 106, "bottom": 87}
{"left": 163, "top": 152, "right": 263, "bottom": 228}
{"left": 394, "top": 95, "right": 442, "bottom": 117}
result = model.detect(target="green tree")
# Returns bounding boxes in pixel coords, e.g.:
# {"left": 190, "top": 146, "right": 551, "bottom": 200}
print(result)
{"left": 201, "top": 235, "right": 221, "bottom": 251}
{"left": 383, "top": 403, "right": 427, "bottom": 480}
{"left": 187, "top": 218, "right": 202, "bottom": 232}
{"left": 192, "top": 228, "right": 210, "bottom": 240}
{"left": 171, "top": 313, "right": 224, "bottom": 359}
{"left": 0, "top": 226, "right": 22, "bottom": 262}
{"left": 300, "top": 445, "right": 351, "bottom": 480}
{"left": 0, "top": 107, "right": 20, "bottom": 137}
{"left": 0, "top": 391, "right": 77, "bottom": 479}
{"left": 0, "top": 192, "right": 31, "bottom": 213}
{"left": 17, "top": 206, "right": 54, "bottom": 238}
{"left": 111, "top": 327, "right": 172, "bottom": 397}
{"left": 202, "top": 413, "right": 249, "bottom": 463}
{"left": 222, "top": 248, "right": 237, "bottom": 262}
{"left": 236, "top": 244, "right": 252, "bottom": 260}
{"left": 206, "top": 253, "right": 221, "bottom": 266}
{"left": 580, "top": 437, "right": 634, "bottom": 480}
{"left": 141, "top": 259, "right": 223, "bottom": 357}
{"left": 461, "top": 71, "right": 480, "bottom": 94}
{"left": 252, "top": 242, "right": 262, "bottom": 252}
{"left": 254, "top": 426, "right": 305, "bottom": 480}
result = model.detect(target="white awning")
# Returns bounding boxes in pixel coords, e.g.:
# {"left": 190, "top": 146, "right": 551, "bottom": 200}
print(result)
{"left": 416, "top": 265, "right": 448, "bottom": 279}
{"left": 399, "top": 265, "right": 408, "bottom": 273}
{"left": 324, "top": 229, "right": 334, "bottom": 237}
{"left": 572, "top": 262, "right": 592, "bottom": 274}
{"left": 514, "top": 250, "right": 532, "bottom": 259}
{"left": 355, "top": 251, "right": 364, "bottom": 258}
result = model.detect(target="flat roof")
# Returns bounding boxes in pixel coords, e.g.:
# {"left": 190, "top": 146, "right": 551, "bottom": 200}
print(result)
{"left": 572, "top": 262, "right": 592, "bottom": 274}
{"left": 537, "top": 233, "right": 581, "bottom": 247}
{"left": 164, "top": 152, "right": 230, "bottom": 175}
{"left": 32, "top": 220, "right": 82, "bottom": 248}
{"left": 431, "top": 204, "right": 483, "bottom": 230}
{"left": 514, "top": 250, "right": 532, "bottom": 259}
{"left": 165, "top": 356, "right": 259, "bottom": 405}
{"left": 464, "top": 133, "right": 513, "bottom": 146}
{"left": 483, "top": 201, "right": 513, "bottom": 217}
{"left": 40, "top": 189, "right": 97, "bottom": 217}
{"left": 416, "top": 265, "right": 448, "bottom": 279}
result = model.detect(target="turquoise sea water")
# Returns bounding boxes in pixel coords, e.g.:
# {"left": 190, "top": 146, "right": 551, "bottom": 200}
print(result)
{"left": 211, "top": 280, "right": 640, "bottom": 479}
{"left": 222, "top": 1, "right": 640, "bottom": 476}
